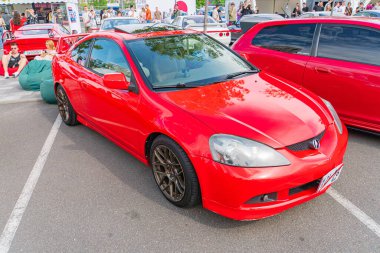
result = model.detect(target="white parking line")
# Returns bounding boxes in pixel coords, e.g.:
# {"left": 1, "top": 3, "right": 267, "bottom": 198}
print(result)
{"left": 0, "top": 115, "right": 62, "bottom": 253}
{"left": 328, "top": 188, "right": 380, "bottom": 238}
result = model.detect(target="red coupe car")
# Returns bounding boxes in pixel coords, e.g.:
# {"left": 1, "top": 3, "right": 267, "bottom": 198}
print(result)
{"left": 232, "top": 17, "right": 380, "bottom": 133}
{"left": 3, "top": 24, "right": 71, "bottom": 60}
{"left": 52, "top": 24, "right": 348, "bottom": 220}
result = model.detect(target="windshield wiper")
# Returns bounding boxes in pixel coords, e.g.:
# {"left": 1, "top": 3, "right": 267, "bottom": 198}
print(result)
{"left": 226, "top": 69, "right": 259, "bottom": 80}
{"left": 152, "top": 83, "right": 199, "bottom": 90}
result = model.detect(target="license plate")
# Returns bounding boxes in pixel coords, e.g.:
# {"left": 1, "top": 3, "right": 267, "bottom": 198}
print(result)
{"left": 318, "top": 164, "right": 343, "bottom": 192}
{"left": 24, "top": 50, "right": 43, "bottom": 56}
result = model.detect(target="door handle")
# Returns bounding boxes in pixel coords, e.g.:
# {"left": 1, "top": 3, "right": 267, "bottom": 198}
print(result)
{"left": 314, "top": 67, "right": 331, "bottom": 74}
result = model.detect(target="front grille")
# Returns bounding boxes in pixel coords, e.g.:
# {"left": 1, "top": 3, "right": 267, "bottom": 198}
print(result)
{"left": 287, "top": 130, "right": 325, "bottom": 151}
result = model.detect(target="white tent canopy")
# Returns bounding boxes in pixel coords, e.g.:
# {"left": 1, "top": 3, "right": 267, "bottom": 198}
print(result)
{"left": 10, "top": 0, "right": 78, "bottom": 4}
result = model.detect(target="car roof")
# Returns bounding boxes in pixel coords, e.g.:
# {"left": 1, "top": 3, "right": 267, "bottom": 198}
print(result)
{"left": 258, "top": 16, "right": 380, "bottom": 26}
{"left": 90, "top": 24, "right": 200, "bottom": 41}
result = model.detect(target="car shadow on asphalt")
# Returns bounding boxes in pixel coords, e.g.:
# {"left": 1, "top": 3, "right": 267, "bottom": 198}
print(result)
{"left": 55, "top": 121, "right": 257, "bottom": 229}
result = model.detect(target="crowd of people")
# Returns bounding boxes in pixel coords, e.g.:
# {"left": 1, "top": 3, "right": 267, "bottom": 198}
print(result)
{"left": 81, "top": 4, "right": 169, "bottom": 32}
{"left": 294, "top": 1, "right": 380, "bottom": 17}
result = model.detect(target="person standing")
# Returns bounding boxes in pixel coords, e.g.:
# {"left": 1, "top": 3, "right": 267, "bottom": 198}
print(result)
{"left": 145, "top": 4, "right": 152, "bottom": 23}
{"left": 292, "top": 3, "right": 301, "bottom": 17}
{"left": 212, "top": 5, "right": 220, "bottom": 22}
{"left": 140, "top": 7, "right": 146, "bottom": 23}
{"left": 2, "top": 11, "right": 11, "bottom": 30}
{"left": 302, "top": 2, "right": 309, "bottom": 13}
{"left": 128, "top": 5, "right": 137, "bottom": 18}
{"left": 333, "top": 1, "right": 341, "bottom": 12}
{"left": 375, "top": 2, "right": 380, "bottom": 10}
{"left": 53, "top": 8, "right": 64, "bottom": 25}
{"left": 228, "top": 2, "right": 237, "bottom": 25}
{"left": 313, "top": 1, "right": 324, "bottom": 11}
{"left": 345, "top": 2, "right": 353, "bottom": 16}
{"left": 154, "top": 7, "right": 162, "bottom": 23}
{"left": 324, "top": 0, "right": 333, "bottom": 11}
{"left": 171, "top": 4, "right": 180, "bottom": 19}
{"left": 82, "top": 6, "right": 91, "bottom": 33}
{"left": 20, "top": 13, "right": 27, "bottom": 25}
{"left": 10, "top": 11, "right": 23, "bottom": 32}
{"left": 0, "top": 13, "right": 5, "bottom": 50}
{"left": 356, "top": 2, "right": 365, "bottom": 12}
{"left": 88, "top": 9, "right": 97, "bottom": 32}
{"left": 27, "top": 8, "right": 37, "bottom": 24}
{"left": 241, "top": 3, "right": 253, "bottom": 17}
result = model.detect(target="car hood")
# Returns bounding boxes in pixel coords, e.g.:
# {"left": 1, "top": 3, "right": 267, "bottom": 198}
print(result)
{"left": 158, "top": 72, "right": 328, "bottom": 148}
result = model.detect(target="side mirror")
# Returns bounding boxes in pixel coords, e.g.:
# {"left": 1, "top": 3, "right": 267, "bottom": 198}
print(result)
{"left": 103, "top": 73, "right": 130, "bottom": 90}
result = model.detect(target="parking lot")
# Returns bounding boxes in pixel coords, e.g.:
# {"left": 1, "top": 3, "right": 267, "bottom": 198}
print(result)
{"left": 0, "top": 78, "right": 379, "bottom": 252}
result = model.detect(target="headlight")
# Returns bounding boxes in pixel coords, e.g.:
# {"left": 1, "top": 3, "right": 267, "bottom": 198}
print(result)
{"left": 322, "top": 99, "right": 343, "bottom": 134}
{"left": 209, "top": 134, "right": 290, "bottom": 167}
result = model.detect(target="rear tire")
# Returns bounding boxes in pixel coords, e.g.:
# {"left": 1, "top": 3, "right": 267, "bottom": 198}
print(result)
{"left": 56, "top": 85, "right": 79, "bottom": 126}
{"left": 150, "top": 135, "right": 201, "bottom": 207}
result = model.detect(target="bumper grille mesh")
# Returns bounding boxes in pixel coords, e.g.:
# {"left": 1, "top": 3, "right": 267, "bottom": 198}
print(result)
{"left": 287, "top": 130, "right": 325, "bottom": 151}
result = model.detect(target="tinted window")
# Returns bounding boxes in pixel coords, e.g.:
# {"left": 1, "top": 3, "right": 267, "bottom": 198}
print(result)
{"left": 317, "top": 25, "right": 380, "bottom": 66}
{"left": 252, "top": 24, "right": 316, "bottom": 55}
{"left": 88, "top": 39, "right": 131, "bottom": 80}
{"left": 71, "top": 39, "right": 92, "bottom": 66}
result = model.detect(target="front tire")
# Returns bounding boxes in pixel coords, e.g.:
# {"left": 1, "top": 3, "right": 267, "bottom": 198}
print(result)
{"left": 56, "top": 85, "right": 79, "bottom": 126}
{"left": 150, "top": 135, "right": 201, "bottom": 207}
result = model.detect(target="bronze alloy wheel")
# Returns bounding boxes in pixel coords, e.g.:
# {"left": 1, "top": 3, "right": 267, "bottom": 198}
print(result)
{"left": 56, "top": 87, "right": 70, "bottom": 122}
{"left": 152, "top": 145, "right": 186, "bottom": 202}
{"left": 56, "top": 85, "right": 78, "bottom": 126}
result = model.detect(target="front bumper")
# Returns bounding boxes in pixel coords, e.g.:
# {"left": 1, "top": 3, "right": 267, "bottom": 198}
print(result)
{"left": 191, "top": 124, "right": 348, "bottom": 220}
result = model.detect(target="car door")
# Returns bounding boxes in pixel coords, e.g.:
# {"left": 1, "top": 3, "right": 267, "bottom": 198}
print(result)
{"left": 63, "top": 38, "right": 93, "bottom": 113}
{"left": 79, "top": 38, "right": 142, "bottom": 151}
{"left": 239, "top": 23, "right": 317, "bottom": 85}
{"left": 303, "top": 24, "right": 380, "bottom": 129}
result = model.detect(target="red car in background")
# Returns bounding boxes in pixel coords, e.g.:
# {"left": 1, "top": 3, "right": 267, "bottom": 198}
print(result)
{"left": 52, "top": 24, "right": 347, "bottom": 220}
{"left": 232, "top": 17, "right": 380, "bottom": 133}
{"left": 3, "top": 24, "right": 71, "bottom": 60}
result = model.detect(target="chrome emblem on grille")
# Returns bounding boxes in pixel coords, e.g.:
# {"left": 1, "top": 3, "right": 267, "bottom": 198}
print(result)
{"left": 309, "top": 139, "right": 320, "bottom": 150}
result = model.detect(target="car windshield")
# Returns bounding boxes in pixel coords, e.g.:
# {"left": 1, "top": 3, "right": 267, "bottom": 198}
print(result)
{"left": 184, "top": 16, "right": 216, "bottom": 25}
{"left": 102, "top": 19, "right": 140, "bottom": 30}
{"left": 126, "top": 34, "right": 256, "bottom": 89}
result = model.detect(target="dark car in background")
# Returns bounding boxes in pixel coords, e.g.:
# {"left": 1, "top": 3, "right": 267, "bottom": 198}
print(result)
{"left": 229, "top": 14, "right": 284, "bottom": 44}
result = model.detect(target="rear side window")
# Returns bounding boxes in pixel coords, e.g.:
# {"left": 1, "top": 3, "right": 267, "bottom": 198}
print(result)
{"left": 317, "top": 24, "right": 380, "bottom": 66}
{"left": 71, "top": 39, "right": 92, "bottom": 67}
{"left": 252, "top": 24, "right": 316, "bottom": 55}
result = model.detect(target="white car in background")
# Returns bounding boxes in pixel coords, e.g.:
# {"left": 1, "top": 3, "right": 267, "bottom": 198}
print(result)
{"left": 172, "top": 15, "right": 231, "bottom": 46}
{"left": 100, "top": 17, "right": 141, "bottom": 31}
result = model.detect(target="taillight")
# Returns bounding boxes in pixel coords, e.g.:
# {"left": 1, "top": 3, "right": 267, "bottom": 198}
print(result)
{"left": 219, "top": 32, "right": 223, "bottom": 37}
{"left": 226, "top": 32, "right": 230, "bottom": 36}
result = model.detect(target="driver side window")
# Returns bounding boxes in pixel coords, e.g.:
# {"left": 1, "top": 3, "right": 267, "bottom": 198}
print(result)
{"left": 71, "top": 39, "right": 92, "bottom": 67}
{"left": 88, "top": 39, "right": 132, "bottom": 81}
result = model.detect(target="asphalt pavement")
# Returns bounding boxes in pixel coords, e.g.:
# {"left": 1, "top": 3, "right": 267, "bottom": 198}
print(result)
{"left": 0, "top": 78, "right": 379, "bottom": 253}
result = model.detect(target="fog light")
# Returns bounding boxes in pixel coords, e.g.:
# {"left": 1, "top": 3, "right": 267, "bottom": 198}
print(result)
{"left": 245, "top": 192, "right": 278, "bottom": 204}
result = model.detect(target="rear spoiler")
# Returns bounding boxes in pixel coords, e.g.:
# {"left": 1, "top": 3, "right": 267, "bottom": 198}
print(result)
{"left": 56, "top": 33, "right": 89, "bottom": 54}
